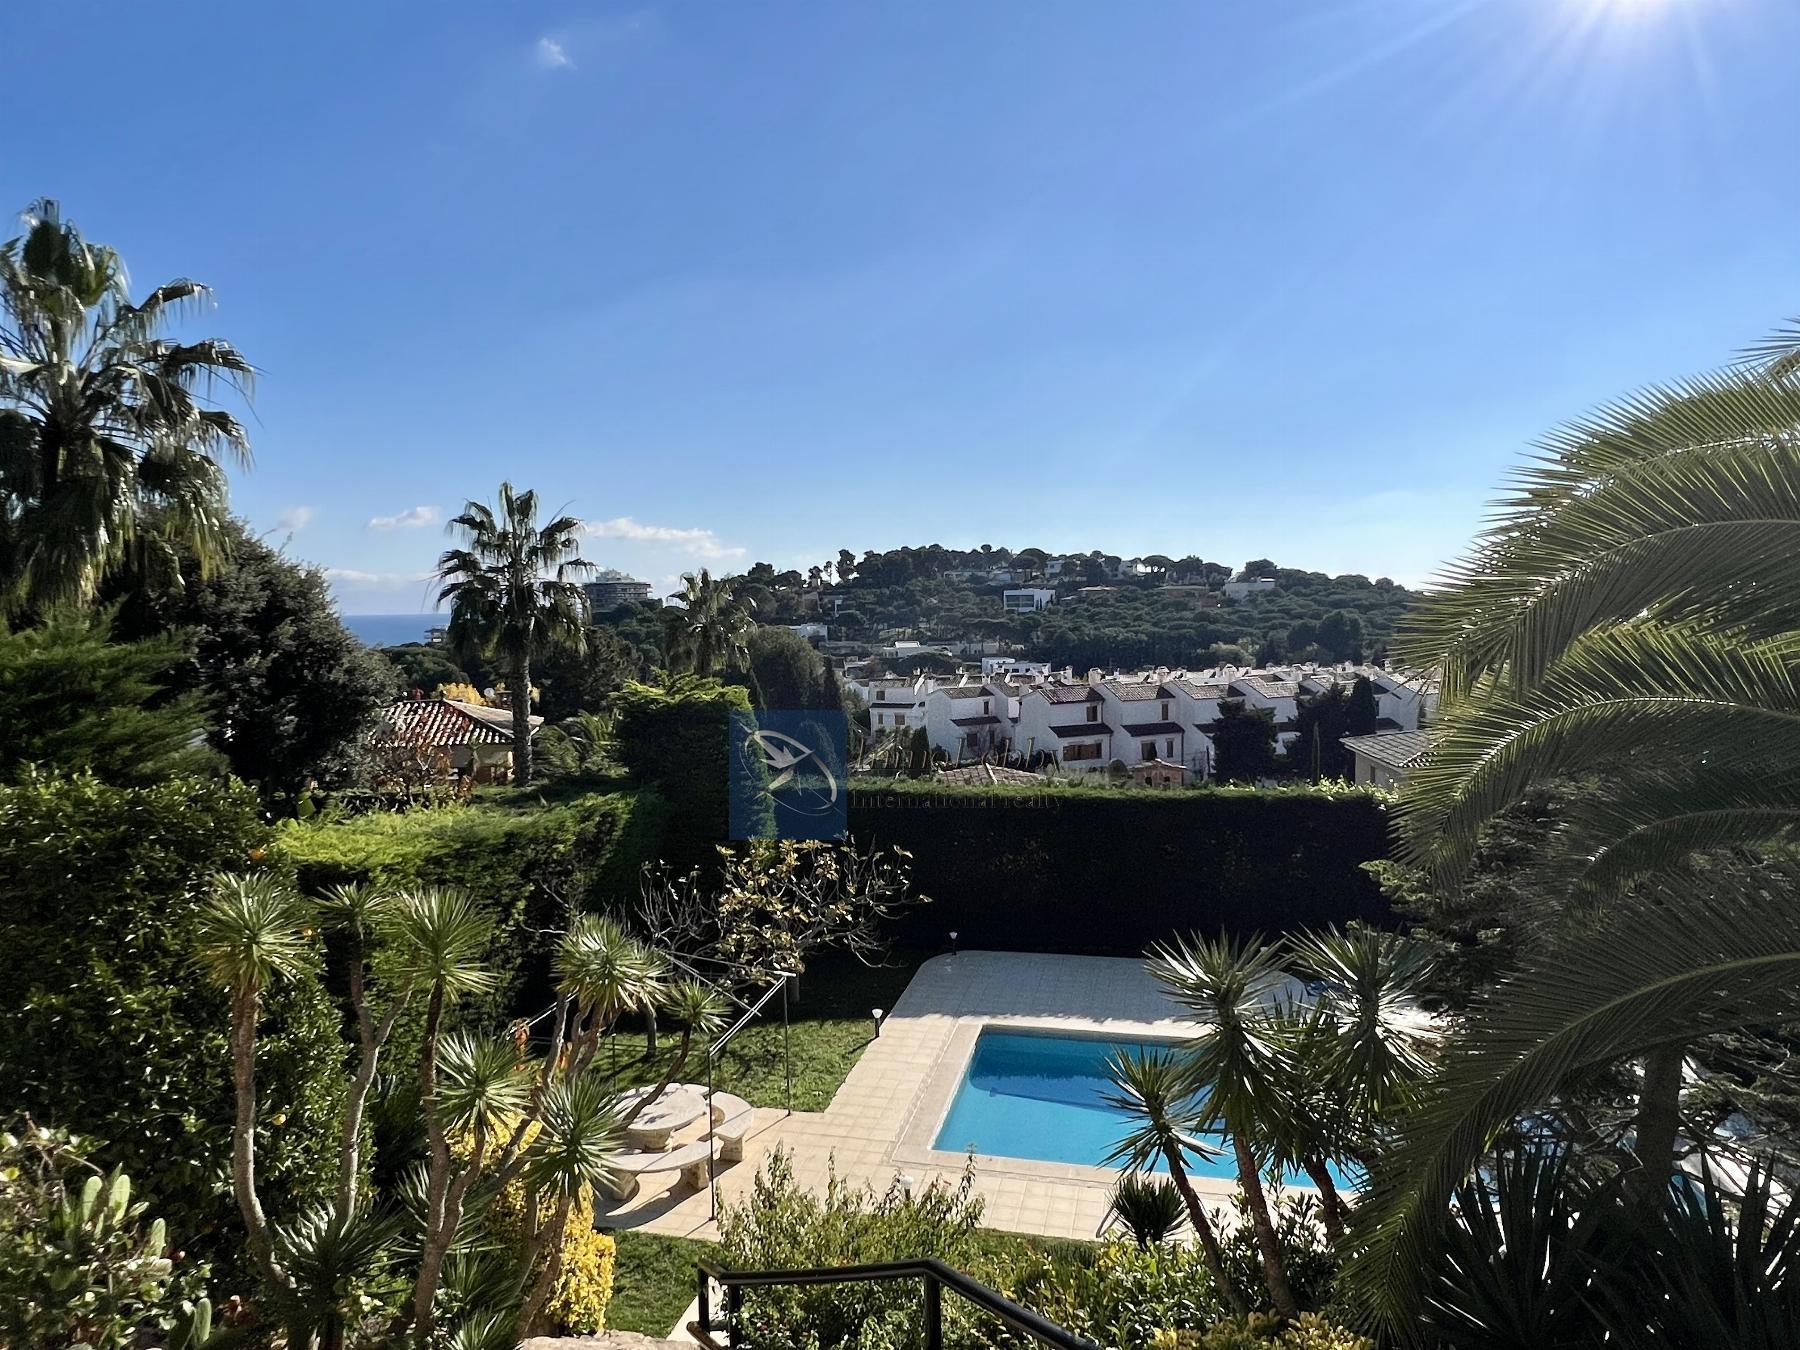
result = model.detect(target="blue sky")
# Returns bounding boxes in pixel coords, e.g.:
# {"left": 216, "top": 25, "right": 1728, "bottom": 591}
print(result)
{"left": 9, "top": 0, "right": 1797, "bottom": 611}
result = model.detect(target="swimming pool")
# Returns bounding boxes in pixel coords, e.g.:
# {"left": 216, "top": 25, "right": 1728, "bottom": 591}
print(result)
{"left": 932, "top": 1028, "right": 1349, "bottom": 1187}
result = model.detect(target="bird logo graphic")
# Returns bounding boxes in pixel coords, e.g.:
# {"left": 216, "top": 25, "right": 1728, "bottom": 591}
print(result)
{"left": 740, "top": 727, "right": 840, "bottom": 816}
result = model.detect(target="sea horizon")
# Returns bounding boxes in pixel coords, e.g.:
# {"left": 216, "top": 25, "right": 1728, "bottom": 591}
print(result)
{"left": 341, "top": 613, "right": 439, "bottom": 648}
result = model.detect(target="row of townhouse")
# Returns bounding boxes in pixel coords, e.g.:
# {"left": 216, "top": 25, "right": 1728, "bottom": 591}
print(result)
{"left": 852, "top": 663, "right": 1436, "bottom": 777}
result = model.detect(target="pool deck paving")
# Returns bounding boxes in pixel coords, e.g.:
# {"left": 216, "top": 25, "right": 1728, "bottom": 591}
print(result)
{"left": 594, "top": 950, "right": 1247, "bottom": 1244}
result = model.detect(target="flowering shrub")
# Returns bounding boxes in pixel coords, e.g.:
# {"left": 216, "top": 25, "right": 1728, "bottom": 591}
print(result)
{"left": 453, "top": 1120, "right": 616, "bottom": 1333}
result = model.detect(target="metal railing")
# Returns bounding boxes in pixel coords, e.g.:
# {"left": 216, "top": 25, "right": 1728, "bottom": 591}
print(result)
{"left": 701, "top": 970, "right": 796, "bottom": 1218}
{"left": 691, "top": 1258, "right": 1098, "bottom": 1350}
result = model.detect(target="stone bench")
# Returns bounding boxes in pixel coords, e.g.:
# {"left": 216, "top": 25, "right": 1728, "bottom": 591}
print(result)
{"left": 599, "top": 1138, "right": 713, "bottom": 1203}
{"left": 709, "top": 1092, "right": 755, "bottom": 1163}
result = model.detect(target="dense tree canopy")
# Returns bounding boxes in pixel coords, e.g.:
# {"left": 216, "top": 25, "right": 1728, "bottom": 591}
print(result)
{"left": 0, "top": 611, "right": 219, "bottom": 784}
{"left": 733, "top": 543, "right": 1412, "bottom": 671}
{"left": 113, "top": 521, "right": 392, "bottom": 796}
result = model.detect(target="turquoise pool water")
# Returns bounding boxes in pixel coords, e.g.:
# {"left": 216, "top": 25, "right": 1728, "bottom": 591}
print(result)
{"left": 932, "top": 1028, "right": 1350, "bottom": 1188}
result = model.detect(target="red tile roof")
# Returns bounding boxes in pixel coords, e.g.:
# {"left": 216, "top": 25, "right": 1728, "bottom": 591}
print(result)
{"left": 373, "top": 699, "right": 514, "bottom": 748}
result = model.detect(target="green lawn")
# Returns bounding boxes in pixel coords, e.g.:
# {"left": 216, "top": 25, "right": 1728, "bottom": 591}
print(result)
{"left": 599, "top": 947, "right": 928, "bottom": 1111}
{"left": 607, "top": 1230, "right": 720, "bottom": 1336}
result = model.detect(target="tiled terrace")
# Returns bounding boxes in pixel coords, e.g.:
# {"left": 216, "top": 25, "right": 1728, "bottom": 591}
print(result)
{"left": 594, "top": 950, "right": 1228, "bottom": 1242}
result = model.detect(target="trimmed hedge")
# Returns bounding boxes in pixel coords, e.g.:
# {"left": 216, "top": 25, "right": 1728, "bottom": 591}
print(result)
{"left": 276, "top": 789, "right": 667, "bottom": 1012}
{"left": 846, "top": 780, "right": 1394, "bottom": 954}
{"left": 0, "top": 776, "right": 345, "bottom": 1271}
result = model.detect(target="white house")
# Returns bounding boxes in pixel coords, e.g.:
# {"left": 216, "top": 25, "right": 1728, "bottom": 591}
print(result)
{"left": 1002, "top": 587, "right": 1056, "bottom": 613}
{"left": 1341, "top": 729, "right": 1432, "bottom": 789}
{"left": 925, "top": 682, "right": 1009, "bottom": 760}
{"left": 1012, "top": 682, "right": 1110, "bottom": 773}
{"left": 852, "top": 675, "right": 936, "bottom": 737}
{"left": 787, "top": 622, "right": 829, "bottom": 640}
{"left": 910, "top": 661, "right": 1433, "bottom": 779}
{"left": 1096, "top": 676, "right": 1187, "bottom": 770}
{"left": 1223, "top": 576, "right": 1278, "bottom": 601}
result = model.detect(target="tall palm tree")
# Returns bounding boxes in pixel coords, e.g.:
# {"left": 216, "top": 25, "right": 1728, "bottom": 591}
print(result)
{"left": 1103, "top": 1048, "right": 1246, "bottom": 1316}
{"left": 435, "top": 482, "right": 593, "bottom": 785}
{"left": 0, "top": 199, "right": 254, "bottom": 616}
{"left": 1148, "top": 934, "right": 1301, "bottom": 1319}
{"left": 1342, "top": 322, "right": 1800, "bottom": 1335}
{"left": 664, "top": 568, "right": 755, "bottom": 677}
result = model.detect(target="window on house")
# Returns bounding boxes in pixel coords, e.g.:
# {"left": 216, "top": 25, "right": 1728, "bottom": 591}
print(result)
{"left": 876, "top": 690, "right": 886, "bottom": 701}
{"left": 1160, "top": 701, "right": 1171, "bottom": 720}
{"left": 1065, "top": 741, "right": 1102, "bottom": 762}
{"left": 1086, "top": 704, "right": 1099, "bottom": 722}
{"left": 1141, "top": 741, "right": 1157, "bottom": 760}
{"left": 1166, "top": 738, "right": 1176, "bottom": 757}
{"left": 983, "top": 700, "right": 991, "bottom": 715}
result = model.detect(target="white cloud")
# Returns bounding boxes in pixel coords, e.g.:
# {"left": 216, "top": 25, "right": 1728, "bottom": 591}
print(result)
{"left": 366, "top": 505, "right": 442, "bottom": 531}
{"left": 585, "top": 516, "right": 745, "bottom": 560}
{"left": 275, "top": 505, "right": 315, "bottom": 533}
{"left": 323, "top": 567, "right": 435, "bottom": 589}
{"left": 535, "top": 36, "right": 573, "bottom": 69}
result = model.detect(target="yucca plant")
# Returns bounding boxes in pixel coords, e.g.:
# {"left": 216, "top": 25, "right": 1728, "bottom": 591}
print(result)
{"left": 1104, "top": 1048, "right": 1245, "bottom": 1316}
{"left": 1147, "top": 934, "right": 1302, "bottom": 1319}
{"left": 618, "top": 979, "right": 731, "bottom": 1129}
{"left": 197, "top": 875, "right": 644, "bottom": 1347}
{"left": 1108, "top": 1173, "right": 1189, "bottom": 1248}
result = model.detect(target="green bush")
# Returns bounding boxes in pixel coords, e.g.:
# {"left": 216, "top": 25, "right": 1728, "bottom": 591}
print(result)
{"left": 1217, "top": 1192, "right": 1340, "bottom": 1317}
{"left": 1008, "top": 1240, "right": 1230, "bottom": 1347}
{"left": 1157, "top": 1313, "right": 1370, "bottom": 1350}
{"left": 847, "top": 780, "right": 1394, "bottom": 952}
{"left": 0, "top": 612, "right": 220, "bottom": 784}
{"left": 1002, "top": 1192, "right": 1339, "bottom": 1345}
{"left": 0, "top": 1121, "right": 216, "bottom": 1350}
{"left": 719, "top": 1149, "right": 1001, "bottom": 1349}
{"left": 0, "top": 775, "right": 344, "bottom": 1272}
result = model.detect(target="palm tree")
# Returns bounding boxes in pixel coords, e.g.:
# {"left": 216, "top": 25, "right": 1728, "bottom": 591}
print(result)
{"left": 1147, "top": 934, "right": 1301, "bottom": 1319}
{"left": 435, "top": 483, "right": 594, "bottom": 785}
{"left": 0, "top": 199, "right": 254, "bottom": 616}
{"left": 1103, "top": 1048, "right": 1246, "bottom": 1316}
{"left": 1342, "top": 322, "right": 1800, "bottom": 1334}
{"left": 664, "top": 568, "right": 755, "bottom": 677}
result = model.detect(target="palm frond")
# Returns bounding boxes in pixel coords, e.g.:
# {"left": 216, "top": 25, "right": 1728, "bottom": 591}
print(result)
{"left": 1395, "top": 622, "right": 1800, "bottom": 881}
{"left": 1542, "top": 763, "right": 1800, "bottom": 901}
{"left": 1341, "top": 863, "right": 1800, "bottom": 1336}
{"left": 1742, "top": 317, "right": 1800, "bottom": 380}
{"left": 1400, "top": 369, "right": 1800, "bottom": 693}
